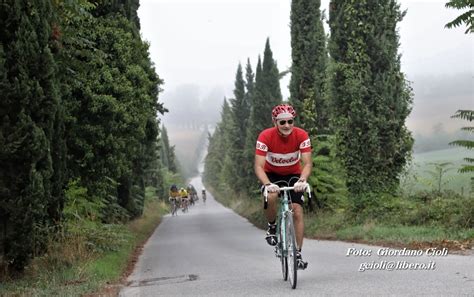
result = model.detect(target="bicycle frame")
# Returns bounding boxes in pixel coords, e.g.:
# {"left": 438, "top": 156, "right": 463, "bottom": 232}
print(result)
{"left": 263, "top": 182, "right": 311, "bottom": 289}
{"left": 170, "top": 198, "right": 179, "bottom": 216}
{"left": 277, "top": 187, "right": 292, "bottom": 257}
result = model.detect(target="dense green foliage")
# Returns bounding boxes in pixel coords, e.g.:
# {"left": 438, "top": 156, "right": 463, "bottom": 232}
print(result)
{"left": 0, "top": 0, "right": 168, "bottom": 272}
{"left": 0, "top": 0, "right": 61, "bottom": 271}
{"left": 309, "top": 135, "right": 349, "bottom": 211}
{"left": 289, "top": 0, "right": 328, "bottom": 133}
{"left": 288, "top": 0, "right": 349, "bottom": 209}
{"left": 63, "top": 14, "right": 163, "bottom": 221}
{"left": 328, "top": 0, "right": 413, "bottom": 200}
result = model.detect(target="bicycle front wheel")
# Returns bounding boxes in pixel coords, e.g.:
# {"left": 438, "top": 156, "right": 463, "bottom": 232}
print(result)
{"left": 285, "top": 214, "right": 298, "bottom": 289}
{"left": 171, "top": 202, "right": 176, "bottom": 216}
{"left": 279, "top": 218, "right": 288, "bottom": 281}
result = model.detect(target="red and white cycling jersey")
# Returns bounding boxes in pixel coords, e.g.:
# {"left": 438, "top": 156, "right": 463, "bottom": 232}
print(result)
{"left": 255, "top": 127, "right": 312, "bottom": 175}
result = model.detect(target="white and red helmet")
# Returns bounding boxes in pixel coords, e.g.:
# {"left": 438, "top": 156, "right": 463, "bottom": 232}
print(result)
{"left": 272, "top": 104, "right": 296, "bottom": 121}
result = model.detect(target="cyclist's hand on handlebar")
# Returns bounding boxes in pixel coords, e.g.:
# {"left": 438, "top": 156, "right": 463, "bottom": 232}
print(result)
{"left": 294, "top": 180, "right": 308, "bottom": 192}
{"left": 265, "top": 183, "right": 280, "bottom": 193}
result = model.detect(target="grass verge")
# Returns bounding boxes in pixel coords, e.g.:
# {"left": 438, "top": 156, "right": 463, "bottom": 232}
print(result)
{"left": 0, "top": 187, "right": 169, "bottom": 297}
{"left": 305, "top": 211, "right": 473, "bottom": 250}
{"left": 207, "top": 185, "right": 473, "bottom": 253}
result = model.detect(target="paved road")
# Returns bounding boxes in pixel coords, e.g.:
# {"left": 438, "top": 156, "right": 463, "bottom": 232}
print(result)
{"left": 119, "top": 175, "right": 474, "bottom": 296}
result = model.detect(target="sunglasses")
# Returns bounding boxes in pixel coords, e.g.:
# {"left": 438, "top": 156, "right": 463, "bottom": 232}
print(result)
{"left": 278, "top": 119, "right": 294, "bottom": 125}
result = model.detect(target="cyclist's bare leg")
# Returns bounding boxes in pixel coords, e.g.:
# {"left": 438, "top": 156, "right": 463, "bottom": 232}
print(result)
{"left": 292, "top": 203, "right": 304, "bottom": 249}
{"left": 264, "top": 192, "right": 279, "bottom": 222}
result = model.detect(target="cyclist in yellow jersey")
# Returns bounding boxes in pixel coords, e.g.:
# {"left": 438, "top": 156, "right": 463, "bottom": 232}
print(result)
{"left": 179, "top": 187, "right": 188, "bottom": 198}
{"left": 179, "top": 188, "right": 189, "bottom": 211}
{"left": 169, "top": 184, "right": 180, "bottom": 199}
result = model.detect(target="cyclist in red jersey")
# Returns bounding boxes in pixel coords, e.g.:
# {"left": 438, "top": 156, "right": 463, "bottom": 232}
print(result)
{"left": 254, "top": 104, "right": 312, "bottom": 270}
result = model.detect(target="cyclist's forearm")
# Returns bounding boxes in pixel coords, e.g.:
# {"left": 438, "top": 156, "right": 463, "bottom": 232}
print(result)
{"left": 255, "top": 165, "right": 271, "bottom": 185}
{"left": 299, "top": 162, "right": 312, "bottom": 181}
{"left": 299, "top": 152, "right": 313, "bottom": 182}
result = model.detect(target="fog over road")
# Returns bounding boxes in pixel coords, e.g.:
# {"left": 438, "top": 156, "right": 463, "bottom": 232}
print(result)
{"left": 119, "top": 171, "right": 473, "bottom": 296}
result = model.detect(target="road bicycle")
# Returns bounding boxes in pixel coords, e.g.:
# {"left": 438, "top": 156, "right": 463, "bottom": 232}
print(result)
{"left": 181, "top": 197, "right": 189, "bottom": 213}
{"left": 189, "top": 193, "right": 196, "bottom": 206}
{"left": 170, "top": 198, "right": 179, "bottom": 216}
{"left": 263, "top": 181, "right": 311, "bottom": 289}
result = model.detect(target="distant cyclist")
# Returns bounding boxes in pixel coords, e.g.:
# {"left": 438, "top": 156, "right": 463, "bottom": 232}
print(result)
{"left": 187, "top": 184, "right": 197, "bottom": 205}
{"left": 179, "top": 187, "right": 189, "bottom": 212}
{"left": 202, "top": 189, "right": 207, "bottom": 203}
{"left": 168, "top": 184, "right": 180, "bottom": 216}
{"left": 254, "top": 104, "right": 312, "bottom": 270}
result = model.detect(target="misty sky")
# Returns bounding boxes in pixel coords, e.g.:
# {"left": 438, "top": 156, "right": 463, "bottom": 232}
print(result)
{"left": 138, "top": 0, "right": 473, "bottom": 135}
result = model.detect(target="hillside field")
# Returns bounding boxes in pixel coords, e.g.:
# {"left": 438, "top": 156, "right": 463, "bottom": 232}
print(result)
{"left": 404, "top": 148, "right": 472, "bottom": 195}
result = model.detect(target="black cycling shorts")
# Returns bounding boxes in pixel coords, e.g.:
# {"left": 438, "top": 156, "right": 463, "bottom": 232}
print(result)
{"left": 260, "top": 173, "right": 304, "bottom": 206}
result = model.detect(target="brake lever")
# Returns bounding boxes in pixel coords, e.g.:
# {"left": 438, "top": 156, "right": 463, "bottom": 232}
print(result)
{"left": 263, "top": 186, "right": 268, "bottom": 209}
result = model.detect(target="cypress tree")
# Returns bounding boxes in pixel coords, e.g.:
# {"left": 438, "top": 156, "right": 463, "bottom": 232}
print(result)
{"left": 61, "top": 13, "right": 127, "bottom": 222}
{"left": 241, "top": 59, "right": 256, "bottom": 191}
{"left": 94, "top": 0, "right": 141, "bottom": 29}
{"left": 61, "top": 9, "right": 164, "bottom": 221}
{"left": 243, "top": 57, "right": 264, "bottom": 192}
{"left": 204, "top": 129, "right": 222, "bottom": 187}
{"left": 243, "top": 40, "right": 282, "bottom": 192}
{"left": 245, "top": 58, "right": 255, "bottom": 106}
{"left": 217, "top": 99, "right": 236, "bottom": 191}
{"left": 328, "top": 0, "right": 413, "bottom": 200}
{"left": 289, "top": 0, "right": 328, "bottom": 133}
{"left": 231, "top": 63, "right": 250, "bottom": 141}
{"left": 0, "top": 0, "right": 61, "bottom": 271}
{"left": 160, "top": 125, "right": 171, "bottom": 170}
{"left": 247, "top": 40, "right": 282, "bottom": 143}
{"left": 103, "top": 15, "right": 163, "bottom": 219}
{"left": 204, "top": 131, "right": 218, "bottom": 185}
{"left": 144, "top": 119, "right": 162, "bottom": 190}
{"left": 261, "top": 38, "right": 282, "bottom": 109}
{"left": 160, "top": 125, "right": 178, "bottom": 173}
{"left": 227, "top": 63, "right": 250, "bottom": 192}
{"left": 206, "top": 40, "right": 283, "bottom": 194}
{"left": 204, "top": 99, "right": 234, "bottom": 191}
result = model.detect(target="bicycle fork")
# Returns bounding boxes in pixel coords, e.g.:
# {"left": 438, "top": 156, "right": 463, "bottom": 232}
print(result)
{"left": 275, "top": 210, "right": 293, "bottom": 258}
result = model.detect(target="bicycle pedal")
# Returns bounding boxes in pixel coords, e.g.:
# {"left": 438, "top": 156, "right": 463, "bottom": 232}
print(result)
{"left": 297, "top": 261, "right": 308, "bottom": 270}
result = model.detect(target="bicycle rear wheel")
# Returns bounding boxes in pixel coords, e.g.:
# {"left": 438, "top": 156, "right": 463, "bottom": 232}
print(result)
{"left": 279, "top": 219, "right": 288, "bottom": 281}
{"left": 285, "top": 214, "right": 297, "bottom": 289}
{"left": 174, "top": 202, "right": 179, "bottom": 215}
